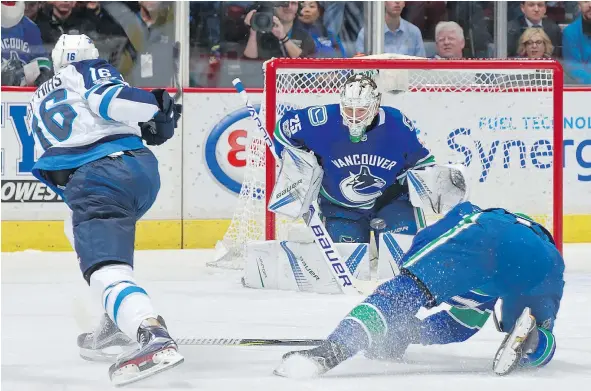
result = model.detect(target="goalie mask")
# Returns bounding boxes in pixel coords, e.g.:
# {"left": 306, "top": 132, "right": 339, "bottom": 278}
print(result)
{"left": 339, "top": 74, "right": 382, "bottom": 143}
{"left": 1, "top": 1, "right": 25, "bottom": 28}
{"left": 51, "top": 34, "right": 100, "bottom": 72}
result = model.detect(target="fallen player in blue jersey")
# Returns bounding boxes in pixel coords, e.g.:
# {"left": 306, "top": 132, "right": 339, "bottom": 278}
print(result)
{"left": 274, "top": 73, "right": 435, "bottom": 245}
{"left": 274, "top": 201, "right": 564, "bottom": 377}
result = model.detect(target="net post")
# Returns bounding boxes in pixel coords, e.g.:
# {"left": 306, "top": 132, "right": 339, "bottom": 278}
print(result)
{"left": 552, "top": 62, "right": 564, "bottom": 253}
{"left": 265, "top": 59, "right": 277, "bottom": 241}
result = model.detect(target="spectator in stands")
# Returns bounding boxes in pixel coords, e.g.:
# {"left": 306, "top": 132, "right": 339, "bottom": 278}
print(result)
{"left": 295, "top": 1, "right": 346, "bottom": 57}
{"left": 243, "top": 1, "right": 316, "bottom": 60}
{"left": 85, "top": 2, "right": 126, "bottom": 38}
{"left": 507, "top": 1, "right": 562, "bottom": 57}
{"left": 517, "top": 27, "right": 554, "bottom": 58}
{"left": 2, "top": 1, "right": 52, "bottom": 87}
{"left": 355, "top": 1, "right": 425, "bottom": 57}
{"left": 562, "top": 1, "right": 591, "bottom": 84}
{"left": 114, "top": 1, "right": 176, "bottom": 87}
{"left": 433, "top": 21, "right": 465, "bottom": 58}
{"left": 35, "top": 1, "right": 98, "bottom": 45}
{"left": 323, "top": 1, "right": 364, "bottom": 45}
{"left": 403, "top": 1, "right": 448, "bottom": 41}
{"left": 80, "top": 2, "right": 128, "bottom": 70}
{"left": 446, "top": 2, "right": 493, "bottom": 58}
{"left": 24, "top": 1, "right": 41, "bottom": 23}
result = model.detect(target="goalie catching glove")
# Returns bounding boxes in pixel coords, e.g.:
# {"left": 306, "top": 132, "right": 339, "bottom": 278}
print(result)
{"left": 268, "top": 148, "right": 323, "bottom": 220}
{"left": 407, "top": 164, "right": 469, "bottom": 214}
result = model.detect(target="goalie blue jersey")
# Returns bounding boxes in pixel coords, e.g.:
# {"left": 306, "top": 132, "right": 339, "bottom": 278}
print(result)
{"left": 1, "top": 17, "right": 50, "bottom": 70}
{"left": 274, "top": 104, "right": 434, "bottom": 209}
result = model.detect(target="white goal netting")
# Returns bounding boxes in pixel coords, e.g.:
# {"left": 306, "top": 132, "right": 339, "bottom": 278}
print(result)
{"left": 212, "top": 56, "right": 563, "bottom": 269}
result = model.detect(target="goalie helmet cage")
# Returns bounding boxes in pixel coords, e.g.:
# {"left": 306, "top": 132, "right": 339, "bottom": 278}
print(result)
{"left": 212, "top": 57, "right": 563, "bottom": 269}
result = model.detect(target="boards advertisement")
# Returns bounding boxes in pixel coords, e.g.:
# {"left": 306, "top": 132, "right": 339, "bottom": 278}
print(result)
{"left": 2, "top": 88, "right": 589, "bottom": 251}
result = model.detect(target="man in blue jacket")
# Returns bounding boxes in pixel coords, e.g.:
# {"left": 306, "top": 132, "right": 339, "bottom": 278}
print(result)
{"left": 563, "top": 1, "right": 591, "bottom": 84}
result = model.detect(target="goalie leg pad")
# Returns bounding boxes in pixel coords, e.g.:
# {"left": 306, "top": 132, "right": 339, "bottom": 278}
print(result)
{"left": 375, "top": 199, "right": 422, "bottom": 236}
{"left": 377, "top": 231, "right": 414, "bottom": 279}
{"left": 242, "top": 240, "right": 371, "bottom": 294}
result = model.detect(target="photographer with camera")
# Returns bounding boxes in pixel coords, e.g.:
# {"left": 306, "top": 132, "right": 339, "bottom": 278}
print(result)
{"left": 243, "top": 1, "right": 316, "bottom": 60}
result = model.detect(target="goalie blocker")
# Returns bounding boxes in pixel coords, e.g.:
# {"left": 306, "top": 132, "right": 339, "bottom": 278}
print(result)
{"left": 268, "top": 147, "right": 323, "bottom": 220}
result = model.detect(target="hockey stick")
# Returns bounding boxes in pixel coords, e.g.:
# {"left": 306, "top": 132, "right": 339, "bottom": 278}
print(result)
{"left": 232, "top": 78, "right": 370, "bottom": 295}
{"left": 175, "top": 337, "right": 324, "bottom": 346}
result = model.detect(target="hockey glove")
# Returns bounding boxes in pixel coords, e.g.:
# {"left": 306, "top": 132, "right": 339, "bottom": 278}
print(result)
{"left": 139, "top": 89, "right": 182, "bottom": 146}
{"left": 34, "top": 68, "right": 54, "bottom": 87}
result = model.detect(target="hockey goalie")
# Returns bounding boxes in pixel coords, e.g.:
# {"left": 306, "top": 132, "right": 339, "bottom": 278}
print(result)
{"left": 242, "top": 73, "right": 469, "bottom": 293}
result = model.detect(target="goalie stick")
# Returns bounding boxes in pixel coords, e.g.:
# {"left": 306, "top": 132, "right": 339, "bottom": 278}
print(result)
{"left": 232, "top": 78, "right": 371, "bottom": 295}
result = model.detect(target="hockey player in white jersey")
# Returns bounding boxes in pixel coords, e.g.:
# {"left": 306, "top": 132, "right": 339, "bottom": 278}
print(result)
{"left": 28, "top": 34, "right": 183, "bottom": 386}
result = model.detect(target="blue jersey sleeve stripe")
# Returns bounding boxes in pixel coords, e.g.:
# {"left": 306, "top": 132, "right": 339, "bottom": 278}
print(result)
{"left": 94, "top": 84, "right": 113, "bottom": 95}
{"left": 99, "top": 85, "right": 124, "bottom": 121}
{"left": 115, "top": 87, "right": 158, "bottom": 105}
{"left": 84, "top": 79, "right": 125, "bottom": 99}
{"left": 84, "top": 82, "right": 105, "bottom": 99}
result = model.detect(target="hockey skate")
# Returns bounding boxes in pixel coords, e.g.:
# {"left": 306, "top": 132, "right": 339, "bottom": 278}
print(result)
{"left": 77, "top": 313, "right": 137, "bottom": 362}
{"left": 108, "top": 317, "right": 184, "bottom": 387}
{"left": 493, "top": 307, "right": 537, "bottom": 375}
{"left": 273, "top": 340, "right": 349, "bottom": 378}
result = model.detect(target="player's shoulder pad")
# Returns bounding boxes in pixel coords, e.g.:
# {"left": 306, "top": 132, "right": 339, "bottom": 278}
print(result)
{"left": 278, "top": 104, "right": 339, "bottom": 138}
{"left": 382, "top": 105, "right": 417, "bottom": 133}
{"left": 278, "top": 108, "right": 306, "bottom": 139}
{"left": 305, "top": 103, "right": 338, "bottom": 127}
{"left": 72, "top": 59, "right": 125, "bottom": 90}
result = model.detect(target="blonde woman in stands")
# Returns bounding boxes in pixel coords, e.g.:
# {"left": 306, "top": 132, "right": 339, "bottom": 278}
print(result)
{"left": 516, "top": 27, "right": 554, "bottom": 58}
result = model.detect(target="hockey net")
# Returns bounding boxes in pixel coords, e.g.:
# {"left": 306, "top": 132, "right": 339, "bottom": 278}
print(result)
{"left": 212, "top": 55, "right": 563, "bottom": 269}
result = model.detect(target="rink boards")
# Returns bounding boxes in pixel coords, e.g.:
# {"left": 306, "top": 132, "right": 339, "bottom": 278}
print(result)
{"left": 1, "top": 88, "right": 590, "bottom": 251}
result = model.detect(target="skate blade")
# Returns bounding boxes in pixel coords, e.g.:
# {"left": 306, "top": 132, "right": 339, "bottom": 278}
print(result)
{"left": 110, "top": 349, "right": 184, "bottom": 387}
{"left": 493, "top": 309, "right": 535, "bottom": 376}
{"left": 273, "top": 354, "right": 325, "bottom": 379}
{"left": 80, "top": 344, "right": 138, "bottom": 363}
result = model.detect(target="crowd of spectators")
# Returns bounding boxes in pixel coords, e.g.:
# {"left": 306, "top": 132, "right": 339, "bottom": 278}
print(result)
{"left": 2, "top": 1, "right": 590, "bottom": 88}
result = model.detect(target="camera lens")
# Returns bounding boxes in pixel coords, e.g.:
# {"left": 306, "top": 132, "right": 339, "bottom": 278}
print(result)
{"left": 251, "top": 10, "right": 274, "bottom": 32}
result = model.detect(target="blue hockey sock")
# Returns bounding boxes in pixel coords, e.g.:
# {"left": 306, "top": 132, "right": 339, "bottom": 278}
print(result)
{"left": 328, "top": 275, "right": 430, "bottom": 357}
{"left": 521, "top": 327, "right": 556, "bottom": 368}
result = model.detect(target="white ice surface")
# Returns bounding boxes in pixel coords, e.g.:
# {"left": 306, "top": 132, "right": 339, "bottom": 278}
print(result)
{"left": 2, "top": 244, "right": 591, "bottom": 391}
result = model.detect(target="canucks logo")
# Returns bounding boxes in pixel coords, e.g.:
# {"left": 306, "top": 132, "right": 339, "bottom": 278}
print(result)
{"left": 339, "top": 165, "right": 386, "bottom": 203}
{"left": 2, "top": 51, "right": 26, "bottom": 69}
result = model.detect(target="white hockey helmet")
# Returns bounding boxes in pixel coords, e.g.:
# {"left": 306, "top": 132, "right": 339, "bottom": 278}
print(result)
{"left": 339, "top": 73, "right": 382, "bottom": 143}
{"left": 51, "top": 34, "right": 99, "bottom": 72}
{"left": 1, "top": 1, "right": 25, "bottom": 28}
